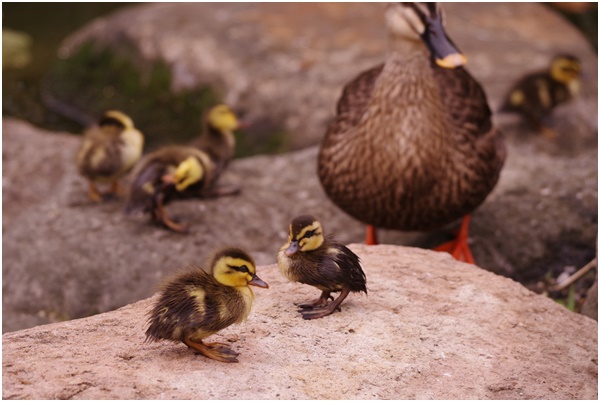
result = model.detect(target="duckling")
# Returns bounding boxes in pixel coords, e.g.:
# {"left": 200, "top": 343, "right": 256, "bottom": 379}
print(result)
{"left": 76, "top": 110, "right": 144, "bottom": 202}
{"left": 500, "top": 54, "right": 582, "bottom": 138}
{"left": 146, "top": 247, "right": 268, "bottom": 363}
{"left": 191, "top": 103, "right": 242, "bottom": 178}
{"left": 124, "top": 145, "right": 223, "bottom": 233}
{"left": 317, "top": 3, "right": 505, "bottom": 264}
{"left": 277, "top": 215, "right": 367, "bottom": 320}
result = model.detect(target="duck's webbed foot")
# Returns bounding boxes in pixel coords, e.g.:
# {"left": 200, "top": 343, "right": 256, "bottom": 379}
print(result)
{"left": 295, "top": 291, "right": 333, "bottom": 310}
{"left": 434, "top": 215, "right": 475, "bottom": 264}
{"left": 299, "top": 288, "right": 350, "bottom": 320}
{"left": 183, "top": 337, "right": 239, "bottom": 363}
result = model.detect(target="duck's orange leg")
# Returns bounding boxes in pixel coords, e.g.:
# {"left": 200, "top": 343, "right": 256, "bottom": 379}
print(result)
{"left": 366, "top": 224, "right": 378, "bottom": 245}
{"left": 434, "top": 215, "right": 475, "bottom": 264}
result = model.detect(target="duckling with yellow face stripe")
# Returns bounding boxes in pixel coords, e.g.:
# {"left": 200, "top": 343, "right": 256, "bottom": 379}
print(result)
{"left": 146, "top": 247, "right": 269, "bottom": 363}
{"left": 124, "top": 145, "right": 214, "bottom": 233}
{"left": 501, "top": 54, "right": 582, "bottom": 138}
{"left": 76, "top": 110, "right": 144, "bottom": 202}
{"left": 277, "top": 215, "right": 367, "bottom": 320}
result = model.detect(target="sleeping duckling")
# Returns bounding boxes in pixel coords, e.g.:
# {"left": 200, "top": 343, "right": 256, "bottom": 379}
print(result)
{"left": 500, "top": 54, "right": 582, "bottom": 138}
{"left": 124, "top": 145, "right": 226, "bottom": 233}
{"left": 76, "top": 110, "right": 144, "bottom": 202}
{"left": 277, "top": 215, "right": 367, "bottom": 320}
{"left": 145, "top": 247, "right": 269, "bottom": 363}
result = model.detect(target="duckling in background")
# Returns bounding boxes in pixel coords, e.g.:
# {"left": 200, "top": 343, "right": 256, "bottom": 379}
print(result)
{"left": 317, "top": 3, "right": 505, "bottom": 264}
{"left": 191, "top": 103, "right": 242, "bottom": 177}
{"left": 500, "top": 54, "right": 582, "bottom": 138}
{"left": 76, "top": 110, "right": 144, "bottom": 202}
{"left": 277, "top": 215, "right": 367, "bottom": 320}
{"left": 124, "top": 145, "right": 227, "bottom": 233}
{"left": 146, "top": 247, "right": 268, "bottom": 363}
{"left": 124, "top": 104, "right": 242, "bottom": 233}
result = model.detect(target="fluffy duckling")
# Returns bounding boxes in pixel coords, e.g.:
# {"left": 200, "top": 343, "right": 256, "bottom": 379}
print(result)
{"left": 317, "top": 3, "right": 505, "bottom": 263}
{"left": 146, "top": 247, "right": 269, "bottom": 363}
{"left": 191, "top": 103, "right": 241, "bottom": 177}
{"left": 124, "top": 145, "right": 223, "bottom": 233}
{"left": 500, "top": 54, "right": 582, "bottom": 138}
{"left": 277, "top": 215, "right": 367, "bottom": 320}
{"left": 76, "top": 110, "right": 144, "bottom": 202}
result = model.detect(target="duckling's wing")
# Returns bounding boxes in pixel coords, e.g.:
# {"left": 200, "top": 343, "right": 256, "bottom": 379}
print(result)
{"left": 335, "top": 64, "right": 384, "bottom": 124}
{"left": 332, "top": 244, "right": 367, "bottom": 294}
{"left": 124, "top": 159, "right": 171, "bottom": 214}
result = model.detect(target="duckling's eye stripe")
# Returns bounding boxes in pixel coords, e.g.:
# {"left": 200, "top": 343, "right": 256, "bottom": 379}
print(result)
{"left": 228, "top": 264, "right": 249, "bottom": 273}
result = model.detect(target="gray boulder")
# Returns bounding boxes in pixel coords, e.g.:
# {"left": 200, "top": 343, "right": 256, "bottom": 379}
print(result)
{"left": 3, "top": 245, "right": 597, "bottom": 399}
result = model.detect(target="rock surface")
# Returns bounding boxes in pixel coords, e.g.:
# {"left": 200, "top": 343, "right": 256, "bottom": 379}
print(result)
{"left": 2, "top": 245, "right": 598, "bottom": 400}
{"left": 57, "top": 2, "right": 598, "bottom": 149}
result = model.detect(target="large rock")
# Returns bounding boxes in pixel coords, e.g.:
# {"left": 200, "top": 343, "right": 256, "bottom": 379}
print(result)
{"left": 2, "top": 245, "right": 597, "bottom": 399}
{"left": 56, "top": 2, "right": 598, "bottom": 149}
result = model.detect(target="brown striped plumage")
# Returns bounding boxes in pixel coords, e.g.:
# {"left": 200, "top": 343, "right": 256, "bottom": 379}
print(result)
{"left": 190, "top": 104, "right": 239, "bottom": 179}
{"left": 124, "top": 145, "right": 218, "bottom": 233}
{"left": 76, "top": 110, "right": 144, "bottom": 202}
{"left": 317, "top": 3, "right": 505, "bottom": 233}
{"left": 500, "top": 54, "right": 581, "bottom": 134}
{"left": 146, "top": 247, "right": 268, "bottom": 363}
{"left": 277, "top": 215, "right": 367, "bottom": 320}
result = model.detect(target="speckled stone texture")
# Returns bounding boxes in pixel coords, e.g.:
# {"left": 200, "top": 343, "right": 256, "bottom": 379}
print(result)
{"left": 3, "top": 245, "right": 597, "bottom": 399}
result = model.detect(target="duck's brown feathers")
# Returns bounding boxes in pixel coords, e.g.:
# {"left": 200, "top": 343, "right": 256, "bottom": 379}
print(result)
{"left": 318, "top": 51, "right": 505, "bottom": 231}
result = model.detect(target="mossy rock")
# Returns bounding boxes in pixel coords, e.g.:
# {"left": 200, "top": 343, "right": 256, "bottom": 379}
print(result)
{"left": 42, "top": 40, "right": 289, "bottom": 157}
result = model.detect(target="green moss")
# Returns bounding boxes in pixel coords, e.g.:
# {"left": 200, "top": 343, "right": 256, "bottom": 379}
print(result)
{"left": 43, "top": 41, "right": 218, "bottom": 150}
{"left": 43, "top": 40, "right": 291, "bottom": 157}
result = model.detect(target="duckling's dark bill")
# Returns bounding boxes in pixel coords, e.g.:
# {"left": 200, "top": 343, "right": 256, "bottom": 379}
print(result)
{"left": 285, "top": 241, "right": 300, "bottom": 256}
{"left": 249, "top": 275, "right": 269, "bottom": 288}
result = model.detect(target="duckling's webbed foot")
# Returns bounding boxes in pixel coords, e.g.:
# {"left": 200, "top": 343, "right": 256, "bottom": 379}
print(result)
{"left": 87, "top": 181, "right": 103, "bottom": 203}
{"left": 152, "top": 193, "right": 189, "bottom": 234}
{"left": 183, "top": 337, "right": 239, "bottom": 363}
{"left": 295, "top": 291, "right": 333, "bottom": 310}
{"left": 300, "top": 288, "right": 350, "bottom": 320}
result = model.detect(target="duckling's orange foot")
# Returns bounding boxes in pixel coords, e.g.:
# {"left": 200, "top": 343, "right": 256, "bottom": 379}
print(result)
{"left": 160, "top": 218, "right": 189, "bottom": 234}
{"left": 87, "top": 182, "right": 103, "bottom": 203}
{"left": 184, "top": 338, "right": 239, "bottom": 363}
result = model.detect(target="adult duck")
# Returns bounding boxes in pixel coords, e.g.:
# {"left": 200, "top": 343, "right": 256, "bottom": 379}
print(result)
{"left": 318, "top": 3, "right": 506, "bottom": 263}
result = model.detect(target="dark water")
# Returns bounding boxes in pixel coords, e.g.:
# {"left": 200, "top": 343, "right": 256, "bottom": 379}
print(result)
{"left": 3, "top": 2, "right": 133, "bottom": 132}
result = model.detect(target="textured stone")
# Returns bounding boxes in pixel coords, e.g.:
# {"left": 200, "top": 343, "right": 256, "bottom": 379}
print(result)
{"left": 2, "top": 245, "right": 597, "bottom": 400}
